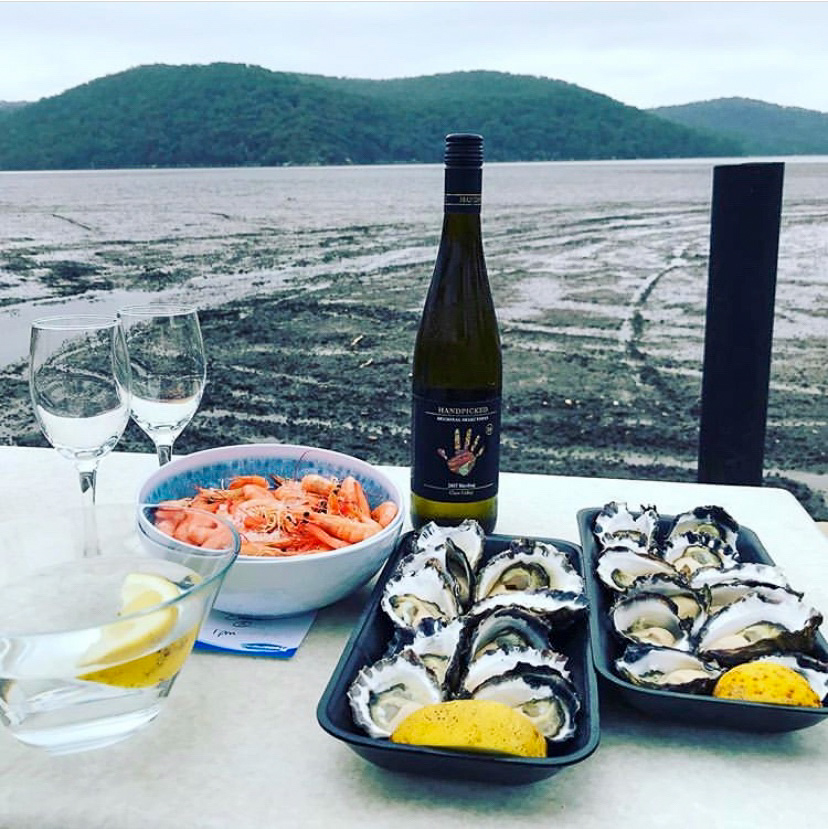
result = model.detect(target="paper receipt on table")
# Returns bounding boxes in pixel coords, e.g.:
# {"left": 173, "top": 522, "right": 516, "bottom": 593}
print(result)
{"left": 196, "top": 608, "right": 317, "bottom": 658}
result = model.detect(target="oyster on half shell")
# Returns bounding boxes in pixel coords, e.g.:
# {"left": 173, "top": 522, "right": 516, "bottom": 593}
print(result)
{"left": 609, "top": 593, "right": 693, "bottom": 651}
{"left": 593, "top": 501, "right": 659, "bottom": 554}
{"left": 416, "top": 520, "right": 486, "bottom": 572}
{"left": 596, "top": 548, "right": 678, "bottom": 592}
{"left": 696, "top": 593, "right": 823, "bottom": 665}
{"left": 474, "top": 539, "right": 584, "bottom": 602}
{"left": 348, "top": 650, "right": 443, "bottom": 738}
{"left": 388, "top": 617, "right": 467, "bottom": 690}
{"left": 460, "top": 645, "right": 572, "bottom": 695}
{"left": 662, "top": 531, "right": 739, "bottom": 578}
{"left": 466, "top": 606, "right": 552, "bottom": 661}
{"left": 614, "top": 644, "right": 724, "bottom": 694}
{"left": 381, "top": 559, "right": 460, "bottom": 631}
{"left": 471, "top": 665, "right": 581, "bottom": 743}
{"left": 667, "top": 505, "right": 739, "bottom": 548}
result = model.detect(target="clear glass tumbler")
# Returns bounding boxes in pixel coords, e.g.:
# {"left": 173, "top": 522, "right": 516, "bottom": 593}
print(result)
{"left": 0, "top": 503, "right": 239, "bottom": 755}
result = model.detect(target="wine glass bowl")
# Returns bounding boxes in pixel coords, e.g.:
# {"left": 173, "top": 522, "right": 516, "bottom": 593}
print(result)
{"left": 118, "top": 304, "right": 206, "bottom": 466}
{"left": 29, "top": 315, "right": 132, "bottom": 555}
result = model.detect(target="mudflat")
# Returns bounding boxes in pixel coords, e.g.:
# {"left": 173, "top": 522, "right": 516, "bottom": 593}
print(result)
{"left": 1, "top": 162, "right": 826, "bottom": 518}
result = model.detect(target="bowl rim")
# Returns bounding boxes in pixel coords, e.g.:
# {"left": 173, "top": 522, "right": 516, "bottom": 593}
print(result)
{"left": 137, "top": 442, "right": 405, "bottom": 565}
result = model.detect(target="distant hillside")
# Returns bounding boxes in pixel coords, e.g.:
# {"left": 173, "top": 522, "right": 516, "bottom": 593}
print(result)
{"left": 650, "top": 97, "right": 828, "bottom": 155}
{"left": 0, "top": 101, "right": 28, "bottom": 114}
{"left": 0, "top": 63, "right": 741, "bottom": 170}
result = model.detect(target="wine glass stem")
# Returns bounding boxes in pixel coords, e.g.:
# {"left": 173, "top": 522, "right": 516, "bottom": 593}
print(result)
{"left": 156, "top": 443, "right": 173, "bottom": 466}
{"left": 77, "top": 460, "right": 99, "bottom": 557}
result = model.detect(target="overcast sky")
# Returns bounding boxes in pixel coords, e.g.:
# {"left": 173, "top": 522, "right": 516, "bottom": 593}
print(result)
{"left": 1, "top": 1, "right": 826, "bottom": 112}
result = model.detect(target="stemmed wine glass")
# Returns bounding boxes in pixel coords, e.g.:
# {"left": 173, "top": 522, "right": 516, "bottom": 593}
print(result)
{"left": 117, "top": 304, "right": 206, "bottom": 466}
{"left": 29, "top": 315, "right": 132, "bottom": 556}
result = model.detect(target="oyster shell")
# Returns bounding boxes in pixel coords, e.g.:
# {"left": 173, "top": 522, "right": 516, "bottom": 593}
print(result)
{"left": 593, "top": 501, "right": 659, "bottom": 553}
{"left": 696, "top": 594, "right": 823, "bottom": 665}
{"left": 472, "top": 589, "right": 589, "bottom": 626}
{"left": 381, "top": 559, "right": 460, "bottom": 630}
{"left": 471, "top": 665, "right": 580, "bottom": 743}
{"left": 614, "top": 644, "right": 724, "bottom": 693}
{"left": 610, "top": 593, "right": 693, "bottom": 650}
{"left": 417, "top": 520, "right": 486, "bottom": 572}
{"left": 460, "top": 645, "right": 572, "bottom": 695}
{"left": 390, "top": 617, "right": 466, "bottom": 690}
{"left": 474, "top": 539, "right": 584, "bottom": 602}
{"left": 667, "top": 505, "right": 739, "bottom": 548}
{"left": 689, "top": 562, "right": 790, "bottom": 591}
{"left": 755, "top": 653, "right": 828, "bottom": 702}
{"left": 707, "top": 581, "right": 804, "bottom": 613}
{"left": 596, "top": 548, "right": 677, "bottom": 592}
{"left": 466, "top": 606, "right": 552, "bottom": 661}
{"left": 398, "top": 542, "right": 473, "bottom": 611}
{"left": 347, "top": 650, "right": 443, "bottom": 738}
{"left": 624, "top": 573, "right": 709, "bottom": 636}
{"left": 662, "top": 531, "right": 739, "bottom": 578}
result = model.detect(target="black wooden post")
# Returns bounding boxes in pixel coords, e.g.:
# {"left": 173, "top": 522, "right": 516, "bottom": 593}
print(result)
{"left": 697, "top": 162, "right": 785, "bottom": 486}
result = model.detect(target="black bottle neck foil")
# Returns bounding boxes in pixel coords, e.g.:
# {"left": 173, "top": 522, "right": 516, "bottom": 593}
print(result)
{"left": 444, "top": 133, "right": 483, "bottom": 215}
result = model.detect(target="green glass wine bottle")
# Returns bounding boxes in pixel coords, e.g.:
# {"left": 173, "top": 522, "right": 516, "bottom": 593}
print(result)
{"left": 410, "top": 133, "right": 502, "bottom": 534}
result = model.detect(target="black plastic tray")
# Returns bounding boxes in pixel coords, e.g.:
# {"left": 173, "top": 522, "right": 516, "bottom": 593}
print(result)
{"left": 577, "top": 507, "right": 828, "bottom": 732}
{"left": 316, "top": 532, "right": 601, "bottom": 785}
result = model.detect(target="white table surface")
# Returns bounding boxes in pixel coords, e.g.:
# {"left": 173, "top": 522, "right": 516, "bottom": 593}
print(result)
{"left": 1, "top": 446, "right": 828, "bottom": 828}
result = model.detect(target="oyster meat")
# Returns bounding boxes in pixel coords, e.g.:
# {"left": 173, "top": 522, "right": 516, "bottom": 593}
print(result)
{"left": 615, "top": 644, "right": 724, "bottom": 693}
{"left": 624, "top": 573, "right": 709, "bottom": 635}
{"left": 348, "top": 650, "right": 443, "bottom": 738}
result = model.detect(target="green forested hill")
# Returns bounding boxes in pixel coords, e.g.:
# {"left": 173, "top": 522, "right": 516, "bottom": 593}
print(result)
{"left": 649, "top": 97, "right": 828, "bottom": 156}
{"left": 0, "top": 63, "right": 742, "bottom": 170}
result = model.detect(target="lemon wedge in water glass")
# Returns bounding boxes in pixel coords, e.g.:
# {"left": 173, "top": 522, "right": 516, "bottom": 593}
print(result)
{"left": 77, "top": 572, "right": 194, "bottom": 688}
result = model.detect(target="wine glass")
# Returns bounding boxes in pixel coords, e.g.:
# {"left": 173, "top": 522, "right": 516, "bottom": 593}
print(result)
{"left": 29, "top": 315, "right": 132, "bottom": 556}
{"left": 117, "top": 304, "right": 206, "bottom": 466}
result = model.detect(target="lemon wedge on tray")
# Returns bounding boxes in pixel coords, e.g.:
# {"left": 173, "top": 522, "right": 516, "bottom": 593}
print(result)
{"left": 391, "top": 700, "right": 547, "bottom": 757}
{"left": 78, "top": 572, "right": 196, "bottom": 689}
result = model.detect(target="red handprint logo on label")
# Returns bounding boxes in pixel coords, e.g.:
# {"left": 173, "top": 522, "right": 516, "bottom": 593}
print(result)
{"left": 438, "top": 428, "right": 485, "bottom": 477}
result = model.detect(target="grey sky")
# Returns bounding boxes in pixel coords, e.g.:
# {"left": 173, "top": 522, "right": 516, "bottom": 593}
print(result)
{"left": 1, "top": 1, "right": 827, "bottom": 112}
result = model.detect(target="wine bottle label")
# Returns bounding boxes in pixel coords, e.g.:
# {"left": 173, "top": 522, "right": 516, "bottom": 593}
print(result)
{"left": 411, "top": 394, "right": 500, "bottom": 502}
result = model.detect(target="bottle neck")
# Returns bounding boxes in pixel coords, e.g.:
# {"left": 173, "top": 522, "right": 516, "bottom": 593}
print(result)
{"left": 444, "top": 166, "right": 482, "bottom": 215}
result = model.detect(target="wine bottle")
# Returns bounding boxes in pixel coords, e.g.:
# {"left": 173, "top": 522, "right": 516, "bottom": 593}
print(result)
{"left": 410, "top": 133, "right": 502, "bottom": 534}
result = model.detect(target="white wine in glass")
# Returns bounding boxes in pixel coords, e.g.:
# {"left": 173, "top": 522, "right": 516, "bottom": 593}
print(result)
{"left": 29, "top": 315, "right": 132, "bottom": 556}
{"left": 118, "top": 304, "right": 206, "bottom": 465}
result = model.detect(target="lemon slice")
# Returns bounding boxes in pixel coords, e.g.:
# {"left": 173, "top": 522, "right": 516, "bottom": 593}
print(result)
{"left": 79, "top": 573, "right": 181, "bottom": 670}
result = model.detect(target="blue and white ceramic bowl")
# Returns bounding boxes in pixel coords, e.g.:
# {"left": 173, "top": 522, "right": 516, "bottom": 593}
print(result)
{"left": 139, "top": 444, "right": 405, "bottom": 617}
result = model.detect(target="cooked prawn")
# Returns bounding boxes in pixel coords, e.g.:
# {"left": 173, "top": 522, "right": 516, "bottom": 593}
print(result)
{"left": 155, "top": 470, "right": 398, "bottom": 557}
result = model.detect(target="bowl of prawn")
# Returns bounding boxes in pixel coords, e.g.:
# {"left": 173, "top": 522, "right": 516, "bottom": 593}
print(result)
{"left": 138, "top": 443, "right": 405, "bottom": 617}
